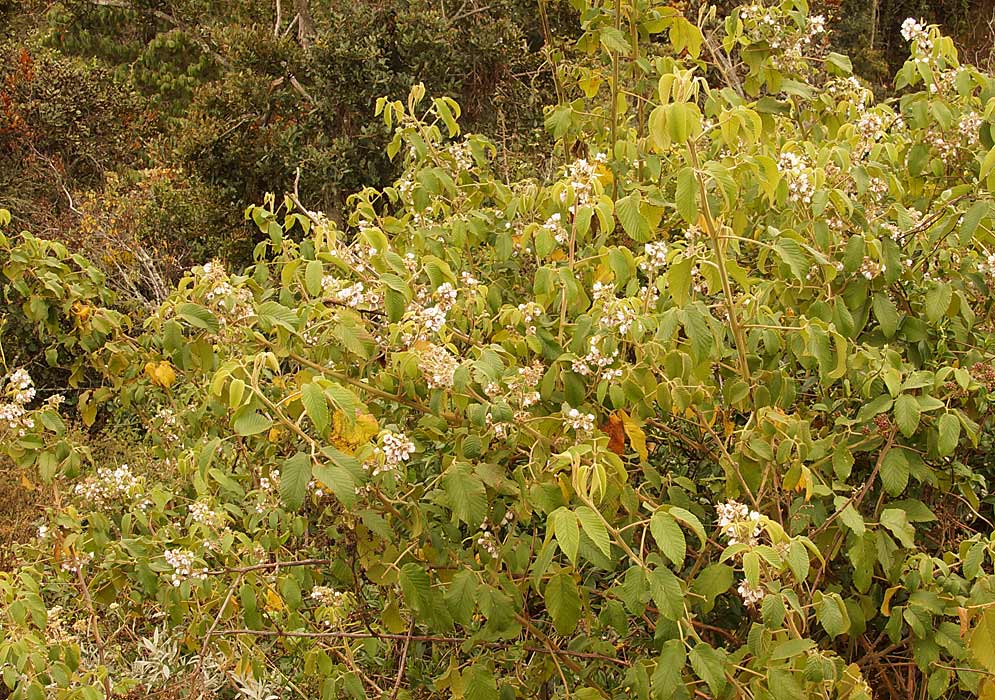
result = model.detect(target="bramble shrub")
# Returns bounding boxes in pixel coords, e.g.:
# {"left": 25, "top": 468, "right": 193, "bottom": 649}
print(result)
{"left": 7, "top": 2, "right": 995, "bottom": 699}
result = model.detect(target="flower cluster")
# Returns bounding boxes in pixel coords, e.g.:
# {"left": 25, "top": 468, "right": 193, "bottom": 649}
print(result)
{"left": 858, "top": 256, "right": 886, "bottom": 280}
{"left": 310, "top": 585, "right": 347, "bottom": 606}
{"left": 445, "top": 140, "right": 474, "bottom": 172}
{"left": 778, "top": 151, "right": 814, "bottom": 205}
{"left": 61, "top": 551, "right": 94, "bottom": 575}
{"left": 163, "top": 549, "right": 207, "bottom": 587}
{"left": 739, "top": 4, "right": 827, "bottom": 73}
{"left": 516, "top": 302, "right": 544, "bottom": 335}
{"left": 370, "top": 431, "right": 415, "bottom": 476}
{"left": 572, "top": 336, "right": 621, "bottom": 380}
{"left": 198, "top": 260, "right": 253, "bottom": 325}
{"left": 900, "top": 18, "right": 932, "bottom": 53}
{"left": 737, "top": 580, "right": 765, "bottom": 607}
{"left": 1, "top": 369, "right": 36, "bottom": 437}
{"left": 639, "top": 241, "right": 669, "bottom": 274}
{"left": 189, "top": 501, "right": 224, "bottom": 529}
{"left": 559, "top": 153, "right": 606, "bottom": 210}
{"left": 599, "top": 298, "right": 637, "bottom": 335}
{"left": 73, "top": 464, "right": 143, "bottom": 505}
{"left": 418, "top": 342, "right": 459, "bottom": 389}
{"left": 476, "top": 511, "right": 514, "bottom": 558}
{"left": 563, "top": 406, "right": 596, "bottom": 433}
{"left": 542, "top": 212, "right": 568, "bottom": 246}
{"left": 715, "top": 500, "right": 762, "bottom": 547}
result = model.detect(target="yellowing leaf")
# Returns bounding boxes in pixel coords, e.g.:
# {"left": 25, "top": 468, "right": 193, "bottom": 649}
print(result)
{"left": 144, "top": 361, "right": 177, "bottom": 388}
{"left": 267, "top": 427, "right": 283, "bottom": 443}
{"left": 618, "top": 410, "right": 648, "bottom": 462}
{"left": 20, "top": 473, "right": 35, "bottom": 491}
{"left": 264, "top": 588, "right": 285, "bottom": 613}
{"left": 331, "top": 411, "right": 379, "bottom": 452}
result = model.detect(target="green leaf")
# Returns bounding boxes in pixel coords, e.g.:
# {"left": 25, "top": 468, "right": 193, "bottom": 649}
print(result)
{"left": 301, "top": 382, "right": 329, "bottom": 434}
{"left": 893, "top": 394, "right": 921, "bottom": 437}
{"left": 691, "top": 564, "right": 733, "bottom": 607}
{"left": 464, "top": 665, "right": 500, "bottom": 700}
{"left": 689, "top": 643, "right": 728, "bottom": 696}
{"left": 650, "top": 512, "right": 687, "bottom": 566}
{"left": 550, "top": 507, "right": 580, "bottom": 564}
{"left": 833, "top": 444, "right": 854, "bottom": 480}
{"left": 771, "top": 638, "right": 816, "bottom": 660}
{"left": 576, "top": 506, "right": 612, "bottom": 558}
{"left": 880, "top": 448, "right": 910, "bottom": 497}
{"left": 773, "top": 238, "right": 808, "bottom": 281}
{"left": 304, "top": 260, "right": 323, "bottom": 296}
{"left": 445, "top": 570, "right": 478, "bottom": 627}
{"left": 924, "top": 282, "right": 952, "bottom": 323}
{"left": 880, "top": 508, "right": 916, "bottom": 548}
{"left": 873, "top": 293, "right": 900, "bottom": 338}
{"left": 398, "top": 563, "right": 432, "bottom": 614}
{"left": 312, "top": 458, "right": 357, "bottom": 508}
{"left": 545, "top": 572, "right": 582, "bottom": 635}
{"left": 280, "top": 452, "right": 310, "bottom": 511}
{"left": 176, "top": 302, "right": 220, "bottom": 333}
{"left": 676, "top": 167, "right": 698, "bottom": 225}
{"left": 787, "top": 540, "right": 810, "bottom": 583}
{"left": 815, "top": 592, "right": 850, "bottom": 638}
{"left": 617, "top": 192, "right": 651, "bottom": 242}
{"left": 648, "top": 566, "right": 683, "bottom": 620}
{"left": 232, "top": 409, "right": 273, "bottom": 437}
{"left": 937, "top": 412, "right": 960, "bottom": 457}
{"left": 667, "top": 506, "right": 706, "bottom": 546}
{"left": 441, "top": 463, "right": 487, "bottom": 526}
{"left": 256, "top": 300, "right": 299, "bottom": 331}
{"left": 970, "top": 606, "right": 995, "bottom": 675}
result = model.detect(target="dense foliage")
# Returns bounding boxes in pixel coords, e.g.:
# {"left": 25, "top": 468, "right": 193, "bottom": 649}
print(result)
{"left": 6, "top": 1, "right": 995, "bottom": 699}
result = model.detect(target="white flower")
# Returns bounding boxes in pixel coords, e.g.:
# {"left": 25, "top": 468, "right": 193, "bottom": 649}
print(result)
{"left": 737, "top": 580, "right": 765, "bottom": 606}
{"left": 564, "top": 406, "right": 596, "bottom": 433}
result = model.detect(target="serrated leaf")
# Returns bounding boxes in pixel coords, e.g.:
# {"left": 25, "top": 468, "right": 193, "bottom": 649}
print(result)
{"left": 464, "top": 665, "right": 499, "bottom": 700}
{"left": 304, "top": 260, "right": 323, "bottom": 296}
{"left": 279, "top": 452, "right": 310, "bottom": 511}
{"left": 650, "top": 512, "right": 686, "bottom": 566}
{"left": 617, "top": 192, "right": 651, "bottom": 242}
{"left": 576, "top": 505, "right": 612, "bottom": 558}
{"left": 880, "top": 448, "right": 910, "bottom": 497}
{"left": 545, "top": 572, "right": 582, "bottom": 635}
{"left": 667, "top": 506, "right": 706, "bottom": 547}
{"left": 550, "top": 507, "right": 580, "bottom": 564}
{"left": 833, "top": 444, "right": 854, "bottom": 480}
{"left": 894, "top": 394, "right": 921, "bottom": 437}
{"left": 689, "top": 643, "right": 728, "bottom": 696}
{"left": 937, "top": 412, "right": 960, "bottom": 457}
{"left": 873, "top": 293, "right": 900, "bottom": 338}
{"left": 301, "top": 382, "right": 329, "bottom": 434}
{"left": 312, "top": 459, "right": 357, "bottom": 508}
{"left": 676, "top": 167, "right": 698, "bottom": 225}
{"left": 445, "top": 569, "right": 478, "bottom": 627}
{"left": 232, "top": 410, "right": 273, "bottom": 437}
{"left": 648, "top": 566, "right": 683, "bottom": 620}
{"left": 398, "top": 563, "right": 432, "bottom": 614}
{"left": 773, "top": 238, "right": 808, "bottom": 281}
{"left": 880, "top": 508, "right": 916, "bottom": 548}
{"left": 441, "top": 463, "right": 487, "bottom": 526}
{"left": 925, "top": 282, "right": 952, "bottom": 324}
{"left": 176, "top": 302, "right": 220, "bottom": 333}
{"left": 970, "top": 607, "right": 995, "bottom": 675}
{"left": 816, "top": 592, "right": 850, "bottom": 638}
{"left": 256, "top": 300, "right": 299, "bottom": 331}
